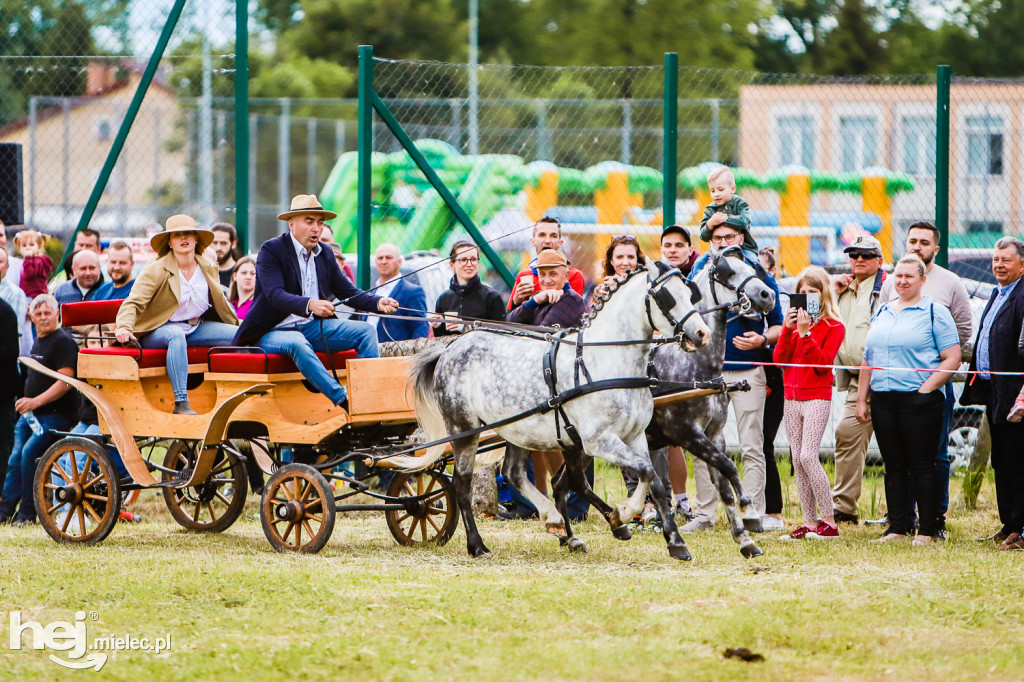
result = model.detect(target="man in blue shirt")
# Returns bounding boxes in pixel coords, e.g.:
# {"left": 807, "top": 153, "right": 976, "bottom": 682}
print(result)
{"left": 961, "top": 237, "right": 1024, "bottom": 549}
{"left": 52, "top": 250, "right": 103, "bottom": 305}
{"left": 683, "top": 224, "right": 783, "bottom": 532}
{"left": 94, "top": 241, "right": 136, "bottom": 300}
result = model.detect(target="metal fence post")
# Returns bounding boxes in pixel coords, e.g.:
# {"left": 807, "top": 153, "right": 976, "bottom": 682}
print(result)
{"left": 277, "top": 98, "right": 291, "bottom": 214}
{"left": 357, "top": 45, "right": 374, "bottom": 288}
{"left": 936, "top": 65, "right": 951, "bottom": 268}
{"left": 621, "top": 99, "right": 632, "bottom": 165}
{"left": 234, "top": 0, "right": 250, "bottom": 252}
{"left": 663, "top": 53, "right": 678, "bottom": 228}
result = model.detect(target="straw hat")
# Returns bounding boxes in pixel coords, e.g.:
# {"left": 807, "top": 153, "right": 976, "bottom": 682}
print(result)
{"left": 277, "top": 194, "right": 338, "bottom": 221}
{"left": 150, "top": 214, "right": 214, "bottom": 255}
{"left": 536, "top": 249, "right": 568, "bottom": 269}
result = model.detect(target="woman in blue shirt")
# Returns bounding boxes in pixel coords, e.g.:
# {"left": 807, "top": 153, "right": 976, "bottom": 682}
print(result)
{"left": 857, "top": 255, "right": 960, "bottom": 544}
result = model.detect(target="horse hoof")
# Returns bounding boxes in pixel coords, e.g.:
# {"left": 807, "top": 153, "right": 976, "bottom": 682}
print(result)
{"left": 611, "top": 525, "right": 632, "bottom": 541}
{"left": 743, "top": 517, "right": 764, "bottom": 533}
{"left": 668, "top": 544, "right": 692, "bottom": 561}
{"left": 740, "top": 542, "right": 764, "bottom": 559}
{"left": 470, "top": 546, "right": 493, "bottom": 559}
{"left": 567, "top": 538, "right": 588, "bottom": 554}
{"left": 558, "top": 535, "right": 569, "bottom": 547}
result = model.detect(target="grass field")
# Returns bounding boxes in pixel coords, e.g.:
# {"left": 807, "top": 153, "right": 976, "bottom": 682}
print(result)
{"left": 1, "top": 460, "right": 1022, "bottom": 681}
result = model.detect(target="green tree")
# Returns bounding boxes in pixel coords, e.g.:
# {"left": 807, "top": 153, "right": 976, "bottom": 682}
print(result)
{"left": 817, "top": 0, "right": 887, "bottom": 74}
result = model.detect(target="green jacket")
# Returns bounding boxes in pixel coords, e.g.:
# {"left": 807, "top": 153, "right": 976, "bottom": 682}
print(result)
{"left": 699, "top": 195, "right": 757, "bottom": 252}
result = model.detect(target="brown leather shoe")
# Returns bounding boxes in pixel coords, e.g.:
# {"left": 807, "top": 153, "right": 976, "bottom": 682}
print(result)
{"left": 997, "top": 533, "right": 1024, "bottom": 551}
{"left": 980, "top": 530, "right": 1011, "bottom": 544}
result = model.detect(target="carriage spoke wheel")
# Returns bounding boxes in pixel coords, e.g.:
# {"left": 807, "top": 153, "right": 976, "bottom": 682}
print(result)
{"left": 34, "top": 437, "right": 121, "bottom": 545}
{"left": 385, "top": 469, "right": 458, "bottom": 547}
{"left": 260, "top": 464, "right": 336, "bottom": 554}
{"left": 161, "top": 440, "right": 248, "bottom": 533}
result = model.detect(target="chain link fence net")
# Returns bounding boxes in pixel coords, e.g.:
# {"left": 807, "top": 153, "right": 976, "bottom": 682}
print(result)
{"left": 2, "top": 37, "right": 1007, "bottom": 474}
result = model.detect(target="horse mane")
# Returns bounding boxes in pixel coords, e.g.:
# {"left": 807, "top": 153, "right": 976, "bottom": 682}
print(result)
{"left": 579, "top": 266, "right": 649, "bottom": 330}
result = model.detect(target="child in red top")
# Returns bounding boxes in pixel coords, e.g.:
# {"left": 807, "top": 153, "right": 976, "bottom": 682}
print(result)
{"left": 774, "top": 266, "right": 845, "bottom": 540}
{"left": 14, "top": 230, "right": 52, "bottom": 299}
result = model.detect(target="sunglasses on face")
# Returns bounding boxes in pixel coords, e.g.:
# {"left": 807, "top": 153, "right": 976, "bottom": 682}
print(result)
{"left": 613, "top": 234, "right": 637, "bottom": 241}
{"left": 848, "top": 252, "right": 879, "bottom": 260}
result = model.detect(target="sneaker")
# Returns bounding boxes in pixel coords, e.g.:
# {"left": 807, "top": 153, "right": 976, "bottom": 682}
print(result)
{"left": 641, "top": 503, "right": 658, "bottom": 526}
{"left": 118, "top": 510, "right": 141, "bottom": 523}
{"left": 680, "top": 518, "right": 714, "bottom": 533}
{"left": 864, "top": 514, "right": 889, "bottom": 526}
{"left": 11, "top": 516, "right": 35, "bottom": 528}
{"left": 871, "top": 532, "right": 908, "bottom": 543}
{"left": 779, "top": 525, "right": 814, "bottom": 541}
{"left": 807, "top": 521, "right": 839, "bottom": 539}
{"left": 833, "top": 510, "right": 859, "bottom": 525}
{"left": 760, "top": 515, "right": 785, "bottom": 531}
{"left": 673, "top": 499, "right": 695, "bottom": 522}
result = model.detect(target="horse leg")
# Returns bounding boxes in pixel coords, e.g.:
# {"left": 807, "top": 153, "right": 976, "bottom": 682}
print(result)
{"left": 708, "top": 464, "right": 763, "bottom": 559}
{"left": 451, "top": 435, "right": 490, "bottom": 558}
{"left": 649, "top": 459, "right": 691, "bottom": 561}
{"left": 706, "top": 433, "right": 761, "bottom": 532}
{"left": 582, "top": 434, "right": 656, "bottom": 541}
{"left": 551, "top": 453, "right": 588, "bottom": 553}
{"left": 501, "top": 444, "right": 565, "bottom": 534}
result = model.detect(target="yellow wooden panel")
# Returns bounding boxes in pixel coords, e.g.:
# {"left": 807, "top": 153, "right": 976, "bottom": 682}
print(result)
{"left": 347, "top": 357, "right": 416, "bottom": 417}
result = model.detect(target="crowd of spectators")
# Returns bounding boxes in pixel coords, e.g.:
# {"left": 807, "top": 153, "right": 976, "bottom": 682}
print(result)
{"left": 2, "top": 166, "right": 1024, "bottom": 551}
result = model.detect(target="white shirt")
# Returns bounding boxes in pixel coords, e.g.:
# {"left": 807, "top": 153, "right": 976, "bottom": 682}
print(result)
{"left": 276, "top": 235, "right": 322, "bottom": 329}
{"left": 368, "top": 277, "right": 399, "bottom": 331}
{"left": 6, "top": 256, "right": 23, "bottom": 291}
{"left": 170, "top": 267, "right": 211, "bottom": 333}
{"left": 0, "top": 277, "right": 31, "bottom": 355}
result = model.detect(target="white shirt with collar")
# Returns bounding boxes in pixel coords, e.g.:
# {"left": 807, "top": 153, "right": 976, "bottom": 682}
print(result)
{"left": 275, "top": 234, "right": 322, "bottom": 329}
{"left": 368, "top": 276, "right": 400, "bottom": 331}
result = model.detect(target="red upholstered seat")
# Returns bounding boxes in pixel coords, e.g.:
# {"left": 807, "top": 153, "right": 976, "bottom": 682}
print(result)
{"left": 61, "top": 299, "right": 125, "bottom": 326}
{"left": 79, "top": 346, "right": 214, "bottom": 369}
{"left": 207, "top": 350, "right": 357, "bottom": 374}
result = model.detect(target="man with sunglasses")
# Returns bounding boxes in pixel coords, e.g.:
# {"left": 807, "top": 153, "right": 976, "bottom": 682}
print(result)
{"left": 831, "top": 234, "right": 887, "bottom": 525}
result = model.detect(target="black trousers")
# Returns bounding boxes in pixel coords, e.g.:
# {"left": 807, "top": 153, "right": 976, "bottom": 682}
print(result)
{"left": 0, "top": 401, "right": 15, "bottom": 487}
{"left": 762, "top": 366, "right": 785, "bottom": 515}
{"left": 988, "top": 415, "right": 1024, "bottom": 535}
{"left": 871, "top": 389, "right": 945, "bottom": 536}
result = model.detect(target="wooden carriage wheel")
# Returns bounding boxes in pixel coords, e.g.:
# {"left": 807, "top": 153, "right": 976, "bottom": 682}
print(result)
{"left": 260, "top": 464, "right": 336, "bottom": 553}
{"left": 384, "top": 469, "right": 458, "bottom": 547}
{"left": 161, "top": 440, "right": 248, "bottom": 533}
{"left": 34, "top": 437, "right": 121, "bottom": 545}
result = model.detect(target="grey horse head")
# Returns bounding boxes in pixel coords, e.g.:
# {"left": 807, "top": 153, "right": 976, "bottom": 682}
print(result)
{"left": 700, "top": 246, "right": 775, "bottom": 316}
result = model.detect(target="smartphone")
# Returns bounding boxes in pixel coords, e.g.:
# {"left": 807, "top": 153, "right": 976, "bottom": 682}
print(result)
{"left": 789, "top": 292, "right": 820, "bottom": 321}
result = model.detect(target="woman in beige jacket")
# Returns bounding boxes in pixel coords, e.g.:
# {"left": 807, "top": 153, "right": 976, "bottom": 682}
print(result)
{"left": 115, "top": 215, "right": 238, "bottom": 414}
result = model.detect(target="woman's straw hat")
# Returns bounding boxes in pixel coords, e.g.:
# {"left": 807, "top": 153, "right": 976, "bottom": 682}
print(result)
{"left": 150, "top": 214, "right": 215, "bottom": 255}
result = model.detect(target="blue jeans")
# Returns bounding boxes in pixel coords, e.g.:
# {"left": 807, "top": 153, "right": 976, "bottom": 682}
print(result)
{"left": 141, "top": 321, "right": 239, "bottom": 402}
{"left": 258, "top": 318, "right": 378, "bottom": 405}
{"left": 58, "top": 422, "right": 130, "bottom": 480}
{"left": 0, "top": 412, "right": 74, "bottom": 521}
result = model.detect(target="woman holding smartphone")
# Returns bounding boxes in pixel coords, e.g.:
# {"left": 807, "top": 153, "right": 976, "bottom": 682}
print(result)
{"left": 774, "top": 266, "right": 846, "bottom": 540}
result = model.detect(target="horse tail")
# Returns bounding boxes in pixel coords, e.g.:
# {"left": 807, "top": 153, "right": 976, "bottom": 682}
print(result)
{"left": 389, "top": 346, "right": 450, "bottom": 471}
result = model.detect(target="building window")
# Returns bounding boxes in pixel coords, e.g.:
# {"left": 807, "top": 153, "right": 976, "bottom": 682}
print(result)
{"left": 900, "top": 115, "right": 936, "bottom": 177}
{"left": 839, "top": 116, "right": 878, "bottom": 172}
{"left": 777, "top": 115, "right": 814, "bottom": 168}
{"left": 967, "top": 220, "right": 1003, "bottom": 233}
{"left": 966, "top": 116, "right": 1003, "bottom": 176}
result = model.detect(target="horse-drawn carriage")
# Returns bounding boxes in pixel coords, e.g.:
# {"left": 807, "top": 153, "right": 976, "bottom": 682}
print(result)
{"left": 27, "top": 298, "right": 465, "bottom": 553}
{"left": 27, "top": 250, "right": 773, "bottom": 561}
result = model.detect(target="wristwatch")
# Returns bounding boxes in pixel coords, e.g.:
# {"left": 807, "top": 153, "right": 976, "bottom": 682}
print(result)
{"left": 800, "top": 331, "right": 812, "bottom": 338}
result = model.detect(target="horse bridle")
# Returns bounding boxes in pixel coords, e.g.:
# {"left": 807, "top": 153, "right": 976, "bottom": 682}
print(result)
{"left": 707, "top": 246, "right": 758, "bottom": 315}
{"left": 645, "top": 264, "right": 703, "bottom": 341}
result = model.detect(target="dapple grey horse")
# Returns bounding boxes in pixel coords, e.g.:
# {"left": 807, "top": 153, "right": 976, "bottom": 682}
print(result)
{"left": 647, "top": 246, "right": 777, "bottom": 558}
{"left": 392, "top": 260, "right": 712, "bottom": 560}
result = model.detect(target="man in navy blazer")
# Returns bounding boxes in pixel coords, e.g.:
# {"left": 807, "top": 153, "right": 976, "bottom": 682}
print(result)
{"left": 359, "top": 243, "right": 429, "bottom": 342}
{"left": 233, "top": 194, "right": 398, "bottom": 407}
{"left": 960, "top": 236, "right": 1024, "bottom": 549}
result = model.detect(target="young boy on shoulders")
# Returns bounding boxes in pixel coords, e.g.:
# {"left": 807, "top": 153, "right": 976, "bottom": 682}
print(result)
{"left": 699, "top": 166, "right": 757, "bottom": 255}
